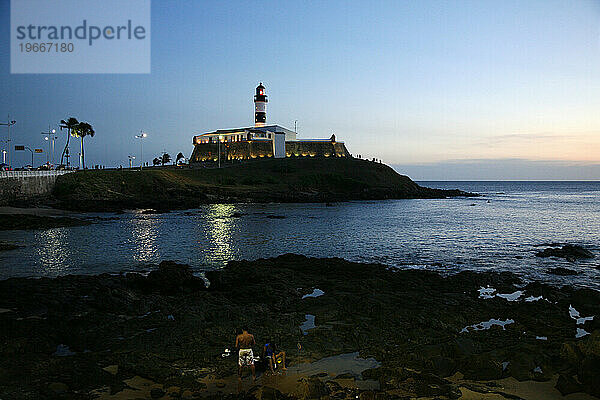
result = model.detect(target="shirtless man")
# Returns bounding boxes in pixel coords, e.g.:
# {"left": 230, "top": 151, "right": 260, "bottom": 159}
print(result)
{"left": 235, "top": 327, "right": 256, "bottom": 382}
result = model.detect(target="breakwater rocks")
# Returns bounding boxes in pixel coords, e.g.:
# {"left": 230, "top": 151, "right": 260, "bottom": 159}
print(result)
{"left": 1, "top": 255, "right": 599, "bottom": 399}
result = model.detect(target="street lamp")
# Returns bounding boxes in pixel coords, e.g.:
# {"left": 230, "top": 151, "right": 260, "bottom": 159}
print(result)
{"left": 218, "top": 135, "right": 223, "bottom": 168}
{"left": 0, "top": 115, "right": 16, "bottom": 169}
{"left": 135, "top": 132, "right": 148, "bottom": 169}
{"left": 2, "top": 150, "right": 6, "bottom": 164}
{"left": 128, "top": 155, "right": 136, "bottom": 168}
{"left": 41, "top": 127, "right": 57, "bottom": 164}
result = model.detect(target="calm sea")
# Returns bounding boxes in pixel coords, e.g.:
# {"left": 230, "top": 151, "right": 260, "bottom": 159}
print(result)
{"left": 1, "top": 181, "right": 599, "bottom": 289}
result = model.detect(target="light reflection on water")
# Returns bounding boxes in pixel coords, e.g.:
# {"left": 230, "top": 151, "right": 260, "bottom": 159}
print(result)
{"left": 0, "top": 181, "right": 599, "bottom": 290}
{"left": 34, "top": 228, "right": 72, "bottom": 276}
{"left": 202, "top": 204, "right": 237, "bottom": 265}
{"left": 128, "top": 213, "right": 161, "bottom": 264}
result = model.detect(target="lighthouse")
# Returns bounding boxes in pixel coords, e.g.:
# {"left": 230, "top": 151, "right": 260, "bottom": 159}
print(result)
{"left": 254, "top": 83, "right": 268, "bottom": 127}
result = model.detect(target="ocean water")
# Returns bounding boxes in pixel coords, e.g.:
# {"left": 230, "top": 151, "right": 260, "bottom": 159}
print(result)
{"left": 1, "top": 181, "right": 599, "bottom": 289}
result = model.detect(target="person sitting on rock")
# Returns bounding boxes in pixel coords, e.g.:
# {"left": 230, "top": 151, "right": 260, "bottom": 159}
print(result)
{"left": 262, "top": 339, "right": 287, "bottom": 373}
{"left": 235, "top": 327, "right": 256, "bottom": 382}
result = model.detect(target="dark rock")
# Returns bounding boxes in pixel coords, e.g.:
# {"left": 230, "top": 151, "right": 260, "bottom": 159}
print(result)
{"left": 547, "top": 267, "right": 578, "bottom": 276}
{"left": 334, "top": 372, "right": 356, "bottom": 380}
{"left": 140, "top": 261, "right": 205, "bottom": 294}
{"left": 577, "top": 333, "right": 600, "bottom": 398}
{"left": 427, "top": 356, "right": 456, "bottom": 377}
{"left": 259, "top": 386, "right": 287, "bottom": 400}
{"left": 166, "top": 385, "right": 181, "bottom": 397}
{"left": 151, "top": 387, "right": 165, "bottom": 398}
{"left": 0, "top": 242, "right": 22, "bottom": 251}
{"left": 324, "top": 380, "right": 342, "bottom": 392}
{"left": 48, "top": 382, "right": 69, "bottom": 394}
{"left": 0, "top": 214, "right": 91, "bottom": 231}
{"left": 463, "top": 354, "right": 502, "bottom": 380}
{"left": 301, "top": 377, "right": 329, "bottom": 399}
{"left": 507, "top": 353, "right": 536, "bottom": 381}
{"left": 1, "top": 254, "right": 599, "bottom": 398}
{"left": 555, "top": 374, "right": 583, "bottom": 395}
{"left": 358, "top": 391, "right": 376, "bottom": 400}
{"left": 413, "top": 373, "right": 461, "bottom": 399}
{"left": 536, "top": 244, "right": 594, "bottom": 260}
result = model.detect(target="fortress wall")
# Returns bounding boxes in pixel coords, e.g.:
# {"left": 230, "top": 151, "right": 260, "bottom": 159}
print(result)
{"left": 0, "top": 175, "right": 59, "bottom": 205}
{"left": 285, "top": 142, "right": 349, "bottom": 158}
{"left": 190, "top": 141, "right": 274, "bottom": 163}
{"left": 190, "top": 141, "right": 350, "bottom": 164}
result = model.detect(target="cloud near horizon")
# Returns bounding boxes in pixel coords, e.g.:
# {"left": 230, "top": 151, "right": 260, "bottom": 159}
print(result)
{"left": 392, "top": 158, "right": 600, "bottom": 181}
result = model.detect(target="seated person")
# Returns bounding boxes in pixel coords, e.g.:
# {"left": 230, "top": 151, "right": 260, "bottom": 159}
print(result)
{"left": 262, "top": 339, "right": 287, "bottom": 373}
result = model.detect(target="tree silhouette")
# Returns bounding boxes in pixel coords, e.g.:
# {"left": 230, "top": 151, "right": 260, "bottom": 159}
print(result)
{"left": 161, "top": 153, "right": 171, "bottom": 166}
{"left": 59, "top": 117, "right": 79, "bottom": 166}
{"left": 71, "top": 122, "right": 95, "bottom": 169}
{"left": 176, "top": 152, "right": 185, "bottom": 165}
{"left": 153, "top": 158, "right": 161, "bottom": 166}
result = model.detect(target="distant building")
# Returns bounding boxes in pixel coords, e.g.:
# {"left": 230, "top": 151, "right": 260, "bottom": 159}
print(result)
{"left": 190, "top": 84, "right": 350, "bottom": 163}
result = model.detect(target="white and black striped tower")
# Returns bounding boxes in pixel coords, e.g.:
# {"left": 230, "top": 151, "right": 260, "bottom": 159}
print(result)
{"left": 254, "top": 83, "right": 268, "bottom": 127}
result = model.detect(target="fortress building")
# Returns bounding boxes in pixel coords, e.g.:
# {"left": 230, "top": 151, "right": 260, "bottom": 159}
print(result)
{"left": 190, "top": 84, "right": 350, "bottom": 163}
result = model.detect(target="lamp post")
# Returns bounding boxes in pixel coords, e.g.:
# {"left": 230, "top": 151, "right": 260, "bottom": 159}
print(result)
{"left": 2, "top": 149, "right": 6, "bottom": 164}
{"left": 128, "top": 155, "right": 135, "bottom": 169}
{"left": 0, "top": 116, "right": 16, "bottom": 169}
{"left": 41, "top": 127, "right": 57, "bottom": 164}
{"left": 135, "top": 132, "right": 148, "bottom": 169}
{"left": 218, "top": 135, "right": 223, "bottom": 168}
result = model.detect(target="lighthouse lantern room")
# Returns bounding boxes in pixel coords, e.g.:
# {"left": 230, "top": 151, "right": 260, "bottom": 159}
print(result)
{"left": 254, "top": 82, "right": 268, "bottom": 127}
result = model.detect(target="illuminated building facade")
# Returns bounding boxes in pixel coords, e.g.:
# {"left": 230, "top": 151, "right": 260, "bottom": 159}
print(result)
{"left": 190, "top": 84, "right": 350, "bottom": 163}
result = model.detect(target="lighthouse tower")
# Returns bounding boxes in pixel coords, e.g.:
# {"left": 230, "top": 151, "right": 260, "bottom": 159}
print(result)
{"left": 254, "top": 83, "right": 268, "bottom": 127}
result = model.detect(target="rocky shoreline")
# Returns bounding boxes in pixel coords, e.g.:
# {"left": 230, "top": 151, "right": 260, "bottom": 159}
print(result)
{"left": 44, "top": 158, "right": 475, "bottom": 212}
{"left": 1, "top": 255, "right": 598, "bottom": 399}
{"left": 0, "top": 214, "right": 91, "bottom": 232}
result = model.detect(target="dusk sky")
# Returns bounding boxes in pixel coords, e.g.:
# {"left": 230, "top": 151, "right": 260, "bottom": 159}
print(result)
{"left": 1, "top": 0, "right": 600, "bottom": 179}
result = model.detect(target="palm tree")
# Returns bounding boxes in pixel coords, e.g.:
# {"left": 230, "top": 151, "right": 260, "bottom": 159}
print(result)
{"left": 71, "top": 122, "right": 95, "bottom": 169}
{"left": 59, "top": 117, "right": 79, "bottom": 166}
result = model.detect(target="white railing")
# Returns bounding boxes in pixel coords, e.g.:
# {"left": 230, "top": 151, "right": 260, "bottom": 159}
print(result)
{"left": 0, "top": 170, "right": 75, "bottom": 179}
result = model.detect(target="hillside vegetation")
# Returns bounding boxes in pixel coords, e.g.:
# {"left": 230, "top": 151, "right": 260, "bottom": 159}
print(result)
{"left": 52, "top": 158, "right": 470, "bottom": 211}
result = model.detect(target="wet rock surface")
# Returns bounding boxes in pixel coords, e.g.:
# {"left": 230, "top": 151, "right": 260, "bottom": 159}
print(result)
{"left": 536, "top": 244, "right": 595, "bottom": 261}
{"left": 0, "top": 254, "right": 599, "bottom": 399}
{"left": 547, "top": 267, "right": 579, "bottom": 276}
{"left": 0, "top": 214, "right": 91, "bottom": 231}
{"left": 0, "top": 241, "right": 22, "bottom": 251}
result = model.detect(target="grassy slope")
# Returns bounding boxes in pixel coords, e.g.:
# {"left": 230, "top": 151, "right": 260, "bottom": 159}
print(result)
{"left": 52, "top": 158, "right": 461, "bottom": 210}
